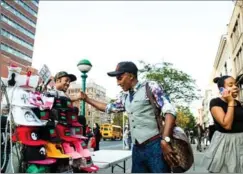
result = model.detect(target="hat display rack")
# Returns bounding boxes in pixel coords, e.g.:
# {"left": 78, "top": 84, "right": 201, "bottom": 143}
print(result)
{"left": 0, "top": 65, "right": 99, "bottom": 173}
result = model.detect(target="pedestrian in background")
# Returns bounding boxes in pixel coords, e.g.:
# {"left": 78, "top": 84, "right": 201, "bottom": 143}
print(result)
{"left": 202, "top": 75, "right": 243, "bottom": 173}
{"left": 123, "top": 125, "right": 130, "bottom": 149}
{"left": 208, "top": 114, "right": 215, "bottom": 143}
{"left": 93, "top": 123, "right": 102, "bottom": 151}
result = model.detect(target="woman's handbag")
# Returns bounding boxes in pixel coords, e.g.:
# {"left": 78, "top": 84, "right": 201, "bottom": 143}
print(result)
{"left": 145, "top": 83, "right": 194, "bottom": 172}
{"left": 90, "top": 137, "right": 96, "bottom": 149}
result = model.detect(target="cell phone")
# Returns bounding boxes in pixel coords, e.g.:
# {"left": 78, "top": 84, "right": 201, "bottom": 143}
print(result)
{"left": 219, "top": 87, "right": 228, "bottom": 95}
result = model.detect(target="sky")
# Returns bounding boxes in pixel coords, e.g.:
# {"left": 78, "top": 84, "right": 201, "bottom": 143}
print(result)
{"left": 32, "top": 1, "right": 235, "bottom": 115}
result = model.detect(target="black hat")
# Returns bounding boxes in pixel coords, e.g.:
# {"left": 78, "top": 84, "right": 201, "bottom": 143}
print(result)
{"left": 107, "top": 61, "right": 138, "bottom": 77}
{"left": 23, "top": 146, "right": 46, "bottom": 161}
{"left": 54, "top": 71, "right": 77, "bottom": 82}
{"left": 39, "top": 121, "right": 62, "bottom": 143}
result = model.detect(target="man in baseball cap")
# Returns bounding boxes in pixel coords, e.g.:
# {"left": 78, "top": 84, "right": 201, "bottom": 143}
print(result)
{"left": 107, "top": 61, "right": 138, "bottom": 92}
{"left": 54, "top": 71, "right": 77, "bottom": 93}
{"left": 78, "top": 61, "right": 177, "bottom": 173}
{"left": 48, "top": 71, "right": 82, "bottom": 102}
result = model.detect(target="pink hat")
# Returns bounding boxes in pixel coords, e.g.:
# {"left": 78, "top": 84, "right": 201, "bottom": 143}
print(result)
{"left": 72, "top": 140, "right": 91, "bottom": 158}
{"left": 28, "top": 158, "right": 57, "bottom": 165}
{"left": 62, "top": 142, "right": 82, "bottom": 159}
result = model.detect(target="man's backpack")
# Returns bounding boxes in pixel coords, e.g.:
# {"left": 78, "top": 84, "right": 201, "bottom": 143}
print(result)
{"left": 145, "top": 82, "right": 194, "bottom": 173}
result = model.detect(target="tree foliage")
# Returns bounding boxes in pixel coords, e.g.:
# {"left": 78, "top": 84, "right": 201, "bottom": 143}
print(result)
{"left": 109, "top": 99, "right": 129, "bottom": 128}
{"left": 176, "top": 106, "right": 196, "bottom": 130}
{"left": 112, "top": 112, "right": 128, "bottom": 128}
{"left": 139, "top": 61, "right": 201, "bottom": 105}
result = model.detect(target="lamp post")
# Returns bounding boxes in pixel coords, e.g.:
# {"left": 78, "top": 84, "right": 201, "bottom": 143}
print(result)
{"left": 77, "top": 59, "right": 92, "bottom": 117}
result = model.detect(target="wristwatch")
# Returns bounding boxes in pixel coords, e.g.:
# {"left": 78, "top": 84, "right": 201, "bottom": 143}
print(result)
{"left": 162, "top": 136, "right": 171, "bottom": 143}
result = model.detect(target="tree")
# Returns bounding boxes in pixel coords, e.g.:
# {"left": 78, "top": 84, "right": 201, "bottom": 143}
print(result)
{"left": 112, "top": 112, "right": 128, "bottom": 128}
{"left": 176, "top": 106, "right": 196, "bottom": 130}
{"left": 139, "top": 61, "right": 201, "bottom": 105}
{"left": 109, "top": 99, "right": 129, "bottom": 128}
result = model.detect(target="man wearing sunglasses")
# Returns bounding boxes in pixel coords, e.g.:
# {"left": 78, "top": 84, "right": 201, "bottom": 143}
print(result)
{"left": 79, "top": 61, "right": 177, "bottom": 173}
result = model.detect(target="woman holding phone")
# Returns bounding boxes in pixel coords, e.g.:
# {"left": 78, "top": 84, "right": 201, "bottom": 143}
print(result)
{"left": 202, "top": 75, "right": 243, "bottom": 173}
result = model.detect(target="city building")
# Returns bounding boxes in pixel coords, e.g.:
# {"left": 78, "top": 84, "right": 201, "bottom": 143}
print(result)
{"left": 213, "top": 34, "right": 233, "bottom": 77}
{"left": 67, "top": 81, "right": 110, "bottom": 128}
{"left": 201, "top": 90, "right": 214, "bottom": 128}
{"left": 228, "top": 0, "right": 243, "bottom": 101}
{"left": 202, "top": 1, "right": 243, "bottom": 126}
{"left": 0, "top": 0, "right": 39, "bottom": 77}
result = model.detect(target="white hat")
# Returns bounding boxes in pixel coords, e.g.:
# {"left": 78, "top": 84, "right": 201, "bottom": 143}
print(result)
{"left": 18, "top": 74, "right": 39, "bottom": 89}
{"left": 5, "top": 87, "right": 36, "bottom": 108}
{"left": 11, "top": 106, "right": 45, "bottom": 126}
{"left": 7, "top": 66, "right": 39, "bottom": 88}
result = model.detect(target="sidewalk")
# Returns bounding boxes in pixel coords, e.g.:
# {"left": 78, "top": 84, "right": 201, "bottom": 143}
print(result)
{"left": 187, "top": 144, "right": 208, "bottom": 173}
{"left": 97, "top": 144, "right": 208, "bottom": 173}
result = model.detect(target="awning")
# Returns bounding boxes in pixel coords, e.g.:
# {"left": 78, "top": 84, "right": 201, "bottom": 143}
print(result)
{"left": 236, "top": 73, "right": 243, "bottom": 85}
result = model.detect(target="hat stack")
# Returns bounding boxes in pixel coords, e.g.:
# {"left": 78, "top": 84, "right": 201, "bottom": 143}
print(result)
{"left": 4, "top": 66, "right": 99, "bottom": 173}
{"left": 5, "top": 68, "right": 60, "bottom": 173}
{"left": 49, "top": 95, "right": 99, "bottom": 172}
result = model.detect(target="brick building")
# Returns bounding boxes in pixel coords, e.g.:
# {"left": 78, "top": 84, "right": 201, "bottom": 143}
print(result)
{"left": 0, "top": 0, "right": 39, "bottom": 77}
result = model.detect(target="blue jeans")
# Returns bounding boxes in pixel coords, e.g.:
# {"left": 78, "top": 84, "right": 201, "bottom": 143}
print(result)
{"left": 132, "top": 138, "right": 170, "bottom": 173}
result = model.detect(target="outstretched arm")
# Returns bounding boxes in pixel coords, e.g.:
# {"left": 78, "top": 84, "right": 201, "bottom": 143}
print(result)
{"left": 79, "top": 91, "right": 126, "bottom": 113}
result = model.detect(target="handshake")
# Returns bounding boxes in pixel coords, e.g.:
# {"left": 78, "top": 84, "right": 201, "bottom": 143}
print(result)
{"left": 77, "top": 91, "right": 88, "bottom": 101}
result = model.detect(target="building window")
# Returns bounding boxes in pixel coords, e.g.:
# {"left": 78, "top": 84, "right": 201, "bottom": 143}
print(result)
{"left": 1, "top": 15, "right": 35, "bottom": 39}
{"left": 1, "top": 29, "right": 33, "bottom": 50}
{"left": 1, "top": 1, "right": 36, "bottom": 28}
{"left": 31, "top": 0, "right": 39, "bottom": 7}
{"left": 235, "top": 48, "right": 242, "bottom": 74}
{"left": 224, "top": 62, "right": 228, "bottom": 75}
{"left": 14, "top": 0, "right": 38, "bottom": 17}
{"left": 0, "top": 43, "right": 32, "bottom": 62}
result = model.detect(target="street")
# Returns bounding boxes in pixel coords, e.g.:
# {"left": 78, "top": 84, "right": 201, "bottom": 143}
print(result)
{"left": 97, "top": 140, "right": 208, "bottom": 173}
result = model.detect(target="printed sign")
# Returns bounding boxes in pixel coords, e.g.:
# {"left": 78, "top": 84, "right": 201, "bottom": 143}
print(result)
{"left": 38, "top": 65, "right": 52, "bottom": 86}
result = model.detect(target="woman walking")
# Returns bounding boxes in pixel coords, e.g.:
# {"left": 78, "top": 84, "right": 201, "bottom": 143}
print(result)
{"left": 93, "top": 123, "right": 102, "bottom": 151}
{"left": 202, "top": 75, "right": 243, "bottom": 173}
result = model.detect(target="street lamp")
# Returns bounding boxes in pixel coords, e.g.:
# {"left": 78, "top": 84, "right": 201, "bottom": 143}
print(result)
{"left": 77, "top": 59, "right": 92, "bottom": 117}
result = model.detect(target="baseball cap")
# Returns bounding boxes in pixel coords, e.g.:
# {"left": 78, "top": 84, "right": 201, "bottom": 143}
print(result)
{"left": 45, "top": 142, "right": 70, "bottom": 159}
{"left": 12, "top": 126, "right": 47, "bottom": 146}
{"left": 107, "top": 61, "right": 138, "bottom": 77}
{"left": 54, "top": 71, "right": 77, "bottom": 82}
{"left": 24, "top": 146, "right": 57, "bottom": 165}
{"left": 70, "top": 127, "right": 87, "bottom": 140}
{"left": 4, "top": 87, "right": 36, "bottom": 108}
{"left": 28, "top": 158, "right": 57, "bottom": 165}
{"left": 62, "top": 142, "right": 82, "bottom": 159}
{"left": 57, "top": 109, "right": 69, "bottom": 126}
{"left": 81, "top": 165, "right": 99, "bottom": 173}
{"left": 72, "top": 141, "right": 91, "bottom": 158}
{"left": 56, "top": 124, "right": 79, "bottom": 142}
{"left": 11, "top": 106, "right": 45, "bottom": 126}
{"left": 67, "top": 110, "right": 82, "bottom": 127}
{"left": 39, "top": 121, "right": 62, "bottom": 143}
{"left": 53, "top": 96, "right": 73, "bottom": 110}
{"left": 32, "top": 108, "right": 50, "bottom": 121}
{"left": 23, "top": 146, "right": 47, "bottom": 161}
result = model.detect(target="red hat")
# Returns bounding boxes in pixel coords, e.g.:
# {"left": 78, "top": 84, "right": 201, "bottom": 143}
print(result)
{"left": 70, "top": 127, "right": 87, "bottom": 140}
{"left": 66, "top": 110, "right": 82, "bottom": 127}
{"left": 55, "top": 124, "right": 79, "bottom": 142}
{"left": 12, "top": 126, "right": 47, "bottom": 146}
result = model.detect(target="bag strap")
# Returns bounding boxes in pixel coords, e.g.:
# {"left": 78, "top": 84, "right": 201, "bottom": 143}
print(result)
{"left": 145, "top": 82, "right": 164, "bottom": 134}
